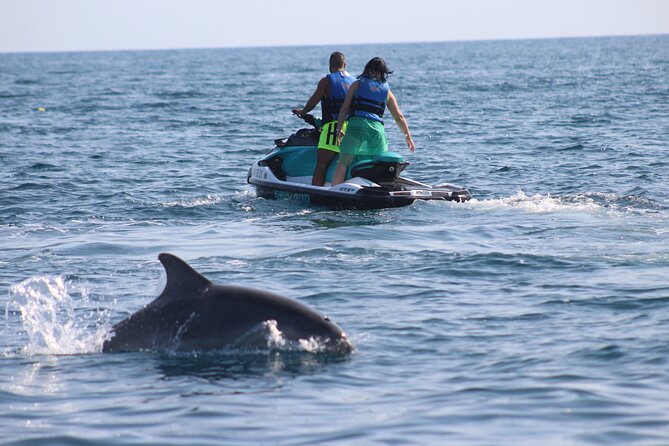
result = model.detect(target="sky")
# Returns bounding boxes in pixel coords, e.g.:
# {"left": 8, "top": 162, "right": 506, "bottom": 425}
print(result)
{"left": 1, "top": 0, "right": 668, "bottom": 53}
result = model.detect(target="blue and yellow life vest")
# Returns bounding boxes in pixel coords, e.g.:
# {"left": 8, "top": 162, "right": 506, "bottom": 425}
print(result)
{"left": 351, "top": 76, "right": 389, "bottom": 124}
{"left": 321, "top": 71, "right": 355, "bottom": 123}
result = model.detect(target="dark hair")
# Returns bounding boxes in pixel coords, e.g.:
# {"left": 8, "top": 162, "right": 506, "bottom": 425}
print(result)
{"left": 329, "top": 51, "right": 346, "bottom": 70}
{"left": 361, "top": 57, "right": 393, "bottom": 83}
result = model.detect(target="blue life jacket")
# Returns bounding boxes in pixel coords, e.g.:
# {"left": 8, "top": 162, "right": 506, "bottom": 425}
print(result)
{"left": 351, "top": 76, "right": 389, "bottom": 124}
{"left": 321, "top": 71, "right": 355, "bottom": 122}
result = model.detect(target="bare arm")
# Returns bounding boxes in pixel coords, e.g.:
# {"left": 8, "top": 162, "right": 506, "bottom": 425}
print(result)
{"left": 336, "top": 81, "right": 359, "bottom": 144}
{"left": 386, "top": 90, "right": 415, "bottom": 152}
{"left": 292, "top": 77, "right": 328, "bottom": 118}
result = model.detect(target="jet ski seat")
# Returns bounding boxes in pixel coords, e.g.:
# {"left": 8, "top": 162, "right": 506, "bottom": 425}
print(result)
{"left": 348, "top": 152, "right": 406, "bottom": 184}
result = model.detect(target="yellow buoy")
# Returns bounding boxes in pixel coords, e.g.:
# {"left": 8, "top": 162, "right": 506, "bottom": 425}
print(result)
{"left": 37, "top": 107, "right": 46, "bottom": 112}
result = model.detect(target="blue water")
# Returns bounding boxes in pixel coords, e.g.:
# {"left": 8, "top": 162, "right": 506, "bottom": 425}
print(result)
{"left": 1, "top": 35, "right": 668, "bottom": 445}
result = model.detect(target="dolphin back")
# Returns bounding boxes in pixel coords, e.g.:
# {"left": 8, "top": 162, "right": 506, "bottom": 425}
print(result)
{"left": 103, "top": 253, "right": 352, "bottom": 353}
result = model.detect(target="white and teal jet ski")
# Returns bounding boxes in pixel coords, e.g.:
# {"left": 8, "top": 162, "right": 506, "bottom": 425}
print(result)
{"left": 247, "top": 116, "right": 471, "bottom": 210}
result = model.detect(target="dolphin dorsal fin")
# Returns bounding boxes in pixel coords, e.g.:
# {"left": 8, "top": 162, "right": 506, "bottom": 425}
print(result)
{"left": 157, "top": 253, "right": 211, "bottom": 299}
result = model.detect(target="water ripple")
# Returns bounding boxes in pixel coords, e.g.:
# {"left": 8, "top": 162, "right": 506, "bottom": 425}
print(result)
{"left": 0, "top": 36, "right": 668, "bottom": 446}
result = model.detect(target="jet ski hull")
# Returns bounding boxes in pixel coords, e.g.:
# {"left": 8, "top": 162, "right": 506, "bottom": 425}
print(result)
{"left": 248, "top": 166, "right": 415, "bottom": 210}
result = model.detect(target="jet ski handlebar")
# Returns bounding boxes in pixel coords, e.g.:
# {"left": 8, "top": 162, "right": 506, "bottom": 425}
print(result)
{"left": 293, "top": 113, "right": 320, "bottom": 129}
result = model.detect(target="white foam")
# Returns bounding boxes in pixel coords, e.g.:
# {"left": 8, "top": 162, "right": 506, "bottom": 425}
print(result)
{"left": 6, "top": 276, "right": 111, "bottom": 356}
{"left": 159, "top": 194, "right": 222, "bottom": 208}
{"left": 263, "top": 319, "right": 287, "bottom": 349}
{"left": 466, "top": 189, "right": 604, "bottom": 213}
{"left": 262, "top": 320, "right": 332, "bottom": 353}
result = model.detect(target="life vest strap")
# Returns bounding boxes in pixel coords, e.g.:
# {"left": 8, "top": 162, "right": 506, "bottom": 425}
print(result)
{"left": 352, "top": 97, "right": 385, "bottom": 118}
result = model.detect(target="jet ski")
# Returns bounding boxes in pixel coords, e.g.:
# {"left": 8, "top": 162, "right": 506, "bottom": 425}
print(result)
{"left": 247, "top": 115, "right": 471, "bottom": 210}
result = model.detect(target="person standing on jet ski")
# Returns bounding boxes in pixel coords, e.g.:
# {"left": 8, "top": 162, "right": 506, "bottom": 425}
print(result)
{"left": 332, "top": 57, "right": 415, "bottom": 185}
{"left": 292, "top": 52, "right": 356, "bottom": 186}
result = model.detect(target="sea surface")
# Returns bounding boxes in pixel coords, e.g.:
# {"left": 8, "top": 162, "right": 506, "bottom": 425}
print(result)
{"left": 1, "top": 35, "right": 668, "bottom": 445}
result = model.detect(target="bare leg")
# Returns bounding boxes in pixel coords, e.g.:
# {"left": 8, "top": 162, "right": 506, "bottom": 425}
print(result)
{"left": 312, "top": 149, "right": 337, "bottom": 186}
{"left": 332, "top": 161, "right": 347, "bottom": 185}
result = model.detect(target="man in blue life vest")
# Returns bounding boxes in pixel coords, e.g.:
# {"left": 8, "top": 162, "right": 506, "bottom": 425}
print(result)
{"left": 292, "top": 52, "right": 356, "bottom": 186}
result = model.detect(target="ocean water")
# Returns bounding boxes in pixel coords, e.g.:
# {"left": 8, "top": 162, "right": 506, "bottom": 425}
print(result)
{"left": 1, "top": 35, "right": 668, "bottom": 445}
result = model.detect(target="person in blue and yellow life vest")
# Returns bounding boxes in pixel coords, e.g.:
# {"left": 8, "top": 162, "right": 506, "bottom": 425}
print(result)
{"left": 332, "top": 57, "right": 415, "bottom": 185}
{"left": 292, "top": 52, "right": 356, "bottom": 186}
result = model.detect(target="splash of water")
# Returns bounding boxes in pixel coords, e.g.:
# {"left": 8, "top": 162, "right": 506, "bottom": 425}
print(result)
{"left": 229, "top": 320, "right": 336, "bottom": 353}
{"left": 264, "top": 320, "right": 335, "bottom": 353}
{"left": 158, "top": 194, "right": 223, "bottom": 208}
{"left": 465, "top": 189, "right": 659, "bottom": 214}
{"left": 6, "top": 276, "right": 111, "bottom": 356}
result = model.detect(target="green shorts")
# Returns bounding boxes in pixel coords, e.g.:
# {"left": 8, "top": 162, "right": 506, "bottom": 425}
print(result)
{"left": 338, "top": 116, "right": 388, "bottom": 166}
{"left": 318, "top": 120, "right": 348, "bottom": 153}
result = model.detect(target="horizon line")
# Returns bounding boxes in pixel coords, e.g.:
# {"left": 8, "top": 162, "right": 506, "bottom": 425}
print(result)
{"left": 1, "top": 31, "right": 667, "bottom": 56}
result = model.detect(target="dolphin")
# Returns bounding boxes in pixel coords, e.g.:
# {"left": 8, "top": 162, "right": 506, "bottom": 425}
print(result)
{"left": 102, "top": 253, "right": 351, "bottom": 354}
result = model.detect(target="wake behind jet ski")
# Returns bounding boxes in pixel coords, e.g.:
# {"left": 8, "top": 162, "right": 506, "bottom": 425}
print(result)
{"left": 247, "top": 114, "right": 471, "bottom": 210}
